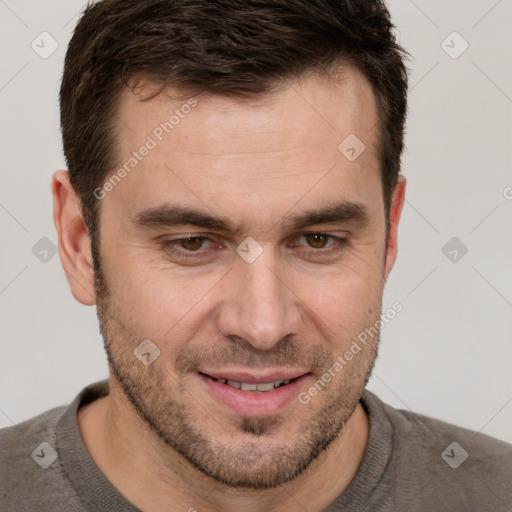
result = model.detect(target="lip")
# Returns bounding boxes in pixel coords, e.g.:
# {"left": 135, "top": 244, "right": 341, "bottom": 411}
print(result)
{"left": 198, "top": 371, "right": 312, "bottom": 417}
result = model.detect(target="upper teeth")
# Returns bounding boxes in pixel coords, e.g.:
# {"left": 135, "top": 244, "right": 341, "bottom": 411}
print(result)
{"left": 215, "top": 378, "right": 292, "bottom": 392}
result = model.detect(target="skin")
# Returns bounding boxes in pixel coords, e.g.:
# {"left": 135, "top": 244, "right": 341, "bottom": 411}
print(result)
{"left": 53, "top": 67, "right": 406, "bottom": 512}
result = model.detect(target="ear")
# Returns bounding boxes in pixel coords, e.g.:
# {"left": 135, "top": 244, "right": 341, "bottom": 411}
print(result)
{"left": 383, "top": 175, "right": 406, "bottom": 280}
{"left": 52, "top": 170, "right": 96, "bottom": 305}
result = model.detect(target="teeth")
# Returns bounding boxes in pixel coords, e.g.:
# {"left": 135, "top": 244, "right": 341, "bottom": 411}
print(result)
{"left": 217, "top": 378, "right": 293, "bottom": 392}
{"left": 255, "top": 382, "right": 275, "bottom": 392}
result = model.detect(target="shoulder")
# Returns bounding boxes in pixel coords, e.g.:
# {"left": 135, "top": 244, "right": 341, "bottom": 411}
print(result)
{"left": 0, "top": 406, "right": 66, "bottom": 504}
{"left": 0, "top": 404, "right": 66, "bottom": 462}
{"left": 383, "top": 395, "right": 512, "bottom": 462}
{"left": 0, "top": 400, "right": 89, "bottom": 511}
{"left": 363, "top": 390, "right": 512, "bottom": 510}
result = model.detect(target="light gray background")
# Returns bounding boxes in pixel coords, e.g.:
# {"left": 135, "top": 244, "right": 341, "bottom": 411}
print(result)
{"left": 1, "top": 0, "right": 511, "bottom": 444}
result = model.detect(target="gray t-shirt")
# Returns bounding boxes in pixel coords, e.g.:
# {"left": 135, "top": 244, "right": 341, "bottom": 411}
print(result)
{"left": 1, "top": 380, "right": 511, "bottom": 511}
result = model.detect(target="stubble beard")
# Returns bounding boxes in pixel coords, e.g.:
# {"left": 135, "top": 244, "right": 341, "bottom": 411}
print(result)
{"left": 93, "top": 261, "right": 380, "bottom": 489}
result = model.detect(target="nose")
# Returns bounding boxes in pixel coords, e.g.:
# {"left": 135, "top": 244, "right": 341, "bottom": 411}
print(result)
{"left": 216, "top": 250, "right": 303, "bottom": 351}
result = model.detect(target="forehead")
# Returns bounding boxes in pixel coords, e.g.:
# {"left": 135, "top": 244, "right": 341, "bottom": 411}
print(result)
{"left": 104, "top": 67, "right": 382, "bottom": 228}
{"left": 116, "top": 67, "right": 379, "bottom": 152}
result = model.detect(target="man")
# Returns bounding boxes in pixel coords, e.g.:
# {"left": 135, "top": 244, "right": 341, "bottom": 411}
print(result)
{"left": 1, "top": 0, "right": 511, "bottom": 510}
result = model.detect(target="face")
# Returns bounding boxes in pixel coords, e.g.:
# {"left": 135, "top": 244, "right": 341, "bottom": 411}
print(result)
{"left": 91, "top": 69, "right": 397, "bottom": 489}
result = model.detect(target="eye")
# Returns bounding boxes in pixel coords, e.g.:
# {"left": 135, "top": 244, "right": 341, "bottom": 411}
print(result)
{"left": 175, "top": 236, "right": 212, "bottom": 251}
{"left": 302, "top": 233, "right": 334, "bottom": 249}
{"left": 291, "top": 233, "right": 348, "bottom": 252}
{"left": 160, "top": 236, "right": 218, "bottom": 258}
{"left": 159, "top": 232, "right": 349, "bottom": 263}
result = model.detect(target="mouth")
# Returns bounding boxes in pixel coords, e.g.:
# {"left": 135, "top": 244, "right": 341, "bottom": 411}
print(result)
{"left": 203, "top": 375, "right": 297, "bottom": 392}
{"left": 197, "top": 370, "right": 312, "bottom": 417}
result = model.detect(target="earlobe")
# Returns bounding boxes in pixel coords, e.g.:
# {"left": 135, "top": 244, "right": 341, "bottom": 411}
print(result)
{"left": 52, "top": 170, "right": 96, "bottom": 306}
{"left": 383, "top": 175, "right": 406, "bottom": 280}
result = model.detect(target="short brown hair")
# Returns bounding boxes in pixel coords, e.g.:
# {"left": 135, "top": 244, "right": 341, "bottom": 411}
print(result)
{"left": 60, "top": 0, "right": 409, "bottom": 239}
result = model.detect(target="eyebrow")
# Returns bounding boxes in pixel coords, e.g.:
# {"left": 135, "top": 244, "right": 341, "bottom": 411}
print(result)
{"left": 133, "top": 200, "right": 369, "bottom": 235}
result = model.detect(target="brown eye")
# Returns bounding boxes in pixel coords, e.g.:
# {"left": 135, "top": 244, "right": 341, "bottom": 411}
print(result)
{"left": 177, "top": 237, "right": 207, "bottom": 251}
{"left": 288, "top": 233, "right": 349, "bottom": 256}
{"left": 304, "top": 233, "right": 330, "bottom": 249}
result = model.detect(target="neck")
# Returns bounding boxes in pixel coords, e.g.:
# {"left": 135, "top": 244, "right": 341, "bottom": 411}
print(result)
{"left": 78, "top": 380, "right": 369, "bottom": 512}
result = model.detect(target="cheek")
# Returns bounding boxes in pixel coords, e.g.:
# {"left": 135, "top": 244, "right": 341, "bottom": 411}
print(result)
{"left": 101, "top": 249, "right": 224, "bottom": 340}
{"left": 290, "top": 259, "right": 384, "bottom": 338}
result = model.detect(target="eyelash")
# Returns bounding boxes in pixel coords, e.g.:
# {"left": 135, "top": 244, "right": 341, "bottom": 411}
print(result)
{"left": 159, "top": 233, "right": 349, "bottom": 260}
